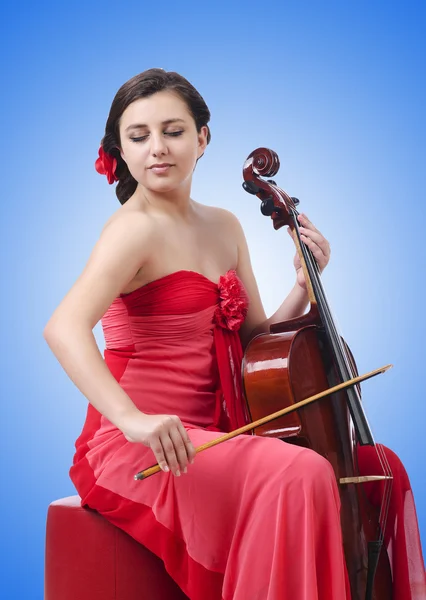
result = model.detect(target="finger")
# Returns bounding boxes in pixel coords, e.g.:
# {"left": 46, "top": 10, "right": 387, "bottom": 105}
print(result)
{"left": 298, "top": 213, "right": 320, "bottom": 233}
{"left": 299, "top": 227, "right": 330, "bottom": 258}
{"left": 300, "top": 234, "right": 328, "bottom": 268}
{"left": 160, "top": 433, "right": 181, "bottom": 476}
{"left": 169, "top": 426, "right": 190, "bottom": 473}
{"left": 150, "top": 438, "right": 169, "bottom": 473}
{"left": 292, "top": 221, "right": 330, "bottom": 259}
{"left": 175, "top": 420, "right": 196, "bottom": 464}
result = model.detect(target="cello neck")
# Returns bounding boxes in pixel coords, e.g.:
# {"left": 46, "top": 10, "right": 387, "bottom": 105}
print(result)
{"left": 291, "top": 209, "right": 375, "bottom": 446}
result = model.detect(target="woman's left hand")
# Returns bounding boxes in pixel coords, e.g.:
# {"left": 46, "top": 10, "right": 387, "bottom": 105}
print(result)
{"left": 288, "top": 213, "right": 331, "bottom": 290}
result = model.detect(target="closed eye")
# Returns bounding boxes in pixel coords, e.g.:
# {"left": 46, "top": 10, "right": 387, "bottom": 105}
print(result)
{"left": 130, "top": 131, "right": 184, "bottom": 142}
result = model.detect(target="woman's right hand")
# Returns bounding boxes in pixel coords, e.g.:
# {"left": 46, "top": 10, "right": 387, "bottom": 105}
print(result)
{"left": 120, "top": 410, "right": 196, "bottom": 476}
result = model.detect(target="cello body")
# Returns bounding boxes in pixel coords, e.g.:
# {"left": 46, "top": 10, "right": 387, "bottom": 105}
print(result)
{"left": 242, "top": 324, "right": 392, "bottom": 599}
{"left": 240, "top": 148, "right": 393, "bottom": 599}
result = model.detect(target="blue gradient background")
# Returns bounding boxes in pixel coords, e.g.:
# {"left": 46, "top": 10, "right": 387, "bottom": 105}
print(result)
{"left": 2, "top": 1, "right": 425, "bottom": 598}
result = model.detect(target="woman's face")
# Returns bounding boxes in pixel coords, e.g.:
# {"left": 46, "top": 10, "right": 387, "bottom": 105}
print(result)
{"left": 118, "top": 90, "right": 208, "bottom": 193}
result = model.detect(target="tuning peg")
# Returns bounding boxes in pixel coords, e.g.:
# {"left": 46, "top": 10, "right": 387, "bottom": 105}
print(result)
{"left": 242, "top": 181, "right": 261, "bottom": 195}
{"left": 260, "top": 197, "right": 275, "bottom": 216}
{"left": 291, "top": 197, "right": 300, "bottom": 206}
{"left": 267, "top": 179, "right": 277, "bottom": 185}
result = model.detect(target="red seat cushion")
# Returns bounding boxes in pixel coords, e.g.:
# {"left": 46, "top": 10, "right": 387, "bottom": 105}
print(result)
{"left": 45, "top": 495, "right": 188, "bottom": 600}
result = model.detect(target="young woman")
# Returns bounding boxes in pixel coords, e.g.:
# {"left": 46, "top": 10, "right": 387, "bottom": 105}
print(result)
{"left": 44, "top": 68, "right": 425, "bottom": 600}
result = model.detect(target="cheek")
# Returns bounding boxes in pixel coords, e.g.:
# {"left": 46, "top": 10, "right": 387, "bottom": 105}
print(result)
{"left": 123, "top": 146, "right": 148, "bottom": 178}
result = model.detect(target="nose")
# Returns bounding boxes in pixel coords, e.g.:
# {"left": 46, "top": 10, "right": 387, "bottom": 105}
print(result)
{"left": 150, "top": 133, "right": 169, "bottom": 157}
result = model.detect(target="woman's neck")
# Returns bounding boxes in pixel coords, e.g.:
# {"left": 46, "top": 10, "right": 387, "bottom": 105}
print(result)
{"left": 132, "top": 181, "right": 195, "bottom": 220}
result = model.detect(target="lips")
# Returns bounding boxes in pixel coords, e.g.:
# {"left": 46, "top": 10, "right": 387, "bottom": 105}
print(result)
{"left": 149, "top": 163, "right": 174, "bottom": 176}
{"left": 150, "top": 163, "right": 173, "bottom": 169}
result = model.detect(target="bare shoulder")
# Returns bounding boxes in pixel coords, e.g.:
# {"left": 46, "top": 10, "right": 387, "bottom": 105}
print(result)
{"left": 101, "top": 203, "right": 151, "bottom": 234}
{"left": 44, "top": 209, "right": 155, "bottom": 332}
{"left": 97, "top": 209, "right": 155, "bottom": 260}
{"left": 205, "top": 207, "right": 249, "bottom": 269}
{"left": 198, "top": 204, "right": 244, "bottom": 237}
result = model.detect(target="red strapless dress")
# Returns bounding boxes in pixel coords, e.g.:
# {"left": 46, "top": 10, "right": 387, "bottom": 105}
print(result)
{"left": 69, "top": 269, "right": 425, "bottom": 600}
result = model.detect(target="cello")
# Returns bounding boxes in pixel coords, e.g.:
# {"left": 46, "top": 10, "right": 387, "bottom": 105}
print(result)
{"left": 241, "top": 147, "right": 393, "bottom": 600}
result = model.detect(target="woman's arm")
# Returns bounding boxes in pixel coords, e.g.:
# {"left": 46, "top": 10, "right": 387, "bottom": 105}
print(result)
{"left": 228, "top": 211, "right": 330, "bottom": 348}
{"left": 44, "top": 322, "right": 141, "bottom": 429}
{"left": 43, "top": 213, "right": 152, "bottom": 429}
{"left": 43, "top": 212, "right": 195, "bottom": 475}
{"left": 249, "top": 282, "right": 309, "bottom": 338}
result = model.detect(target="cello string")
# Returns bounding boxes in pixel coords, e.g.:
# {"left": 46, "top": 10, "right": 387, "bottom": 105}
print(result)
{"left": 295, "top": 211, "right": 372, "bottom": 425}
{"left": 292, "top": 207, "right": 387, "bottom": 434}
{"left": 376, "top": 443, "right": 393, "bottom": 539}
{"left": 375, "top": 445, "right": 391, "bottom": 542}
{"left": 291, "top": 207, "right": 376, "bottom": 441}
{"left": 289, "top": 200, "right": 393, "bottom": 541}
{"left": 290, "top": 206, "right": 359, "bottom": 387}
{"left": 276, "top": 191, "right": 349, "bottom": 371}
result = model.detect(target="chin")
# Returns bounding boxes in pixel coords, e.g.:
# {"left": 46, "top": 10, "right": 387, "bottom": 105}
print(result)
{"left": 148, "top": 181, "right": 180, "bottom": 193}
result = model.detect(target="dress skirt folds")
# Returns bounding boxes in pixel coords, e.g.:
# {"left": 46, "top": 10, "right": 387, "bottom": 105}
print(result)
{"left": 69, "top": 270, "right": 425, "bottom": 600}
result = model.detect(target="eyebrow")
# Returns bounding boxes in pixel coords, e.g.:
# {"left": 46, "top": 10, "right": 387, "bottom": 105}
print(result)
{"left": 125, "top": 118, "right": 186, "bottom": 132}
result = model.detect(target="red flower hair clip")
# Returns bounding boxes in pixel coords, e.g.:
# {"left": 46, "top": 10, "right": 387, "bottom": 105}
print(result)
{"left": 95, "top": 145, "right": 119, "bottom": 184}
{"left": 214, "top": 270, "right": 249, "bottom": 331}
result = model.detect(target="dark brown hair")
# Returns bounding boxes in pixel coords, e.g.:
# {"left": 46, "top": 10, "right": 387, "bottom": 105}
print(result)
{"left": 100, "top": 68, "right": 212, "bottom": 205}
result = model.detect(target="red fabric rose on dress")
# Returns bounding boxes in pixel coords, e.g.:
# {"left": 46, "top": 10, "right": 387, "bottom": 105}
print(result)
{"left": 95, "top": 145, "right": 118, "bottom": 184}
{"left": 214, "top": 270, "right": 249, "bottom": 331}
